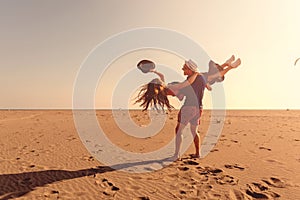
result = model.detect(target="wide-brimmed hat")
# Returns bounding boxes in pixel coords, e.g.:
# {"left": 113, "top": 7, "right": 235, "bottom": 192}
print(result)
{"left": 137, "top": 59, "right": 156, "bottom": 73}
{"left": 185, "top": 59, "right": 199, "bottom": 72}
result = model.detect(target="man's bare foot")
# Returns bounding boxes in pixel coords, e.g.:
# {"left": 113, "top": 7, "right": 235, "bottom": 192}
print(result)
{"left": 230, "top": 58, "right": 241, "bottom": 68}
{"left": 225, "top": 55, "right": 235, "bottom": 65}
{"left": 190, "top": 154, "right": 201, "bottom": 159}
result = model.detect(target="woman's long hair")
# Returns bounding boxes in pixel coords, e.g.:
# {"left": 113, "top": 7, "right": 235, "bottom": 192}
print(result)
{"left": 135, "top": 82, "right": 174, "bottom": 111}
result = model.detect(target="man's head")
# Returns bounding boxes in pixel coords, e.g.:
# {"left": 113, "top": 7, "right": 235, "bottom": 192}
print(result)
{"left": 182, "top": 59, "right": 198, "bottom": 76}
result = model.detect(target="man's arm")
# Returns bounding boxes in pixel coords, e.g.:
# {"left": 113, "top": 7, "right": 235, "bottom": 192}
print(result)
{"left": 168, "top": 72, "right": 199, "bottom": 91}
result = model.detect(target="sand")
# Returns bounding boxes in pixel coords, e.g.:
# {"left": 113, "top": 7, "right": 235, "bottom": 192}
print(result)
{"left": 0, "top": 110, "right": 299, "bottom": 199}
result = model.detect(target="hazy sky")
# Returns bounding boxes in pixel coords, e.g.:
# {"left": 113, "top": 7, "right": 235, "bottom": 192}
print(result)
{"left": 1, "top": 0, "right": 300, "bottom": 109}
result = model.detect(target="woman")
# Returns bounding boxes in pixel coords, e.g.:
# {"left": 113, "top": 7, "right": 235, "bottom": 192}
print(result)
{"left": 135, "top": 56, "right": 241, "bottom": 111}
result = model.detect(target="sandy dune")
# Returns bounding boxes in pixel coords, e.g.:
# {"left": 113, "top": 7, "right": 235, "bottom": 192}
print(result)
{"left": 0, "top": 110, "right": 299, "bottom": 199}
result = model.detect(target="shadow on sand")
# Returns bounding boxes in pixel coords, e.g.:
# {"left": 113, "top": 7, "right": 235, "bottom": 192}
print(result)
{"left": 0, "top": 166, "right": 113, "bottom": 200}
{"left": 0, "top": 157, "right": 175, "bottom": 199}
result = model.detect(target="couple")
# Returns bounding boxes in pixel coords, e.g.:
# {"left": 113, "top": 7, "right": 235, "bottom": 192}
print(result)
{"left": 135, "top": 56, "right": 241, "bottom": 160}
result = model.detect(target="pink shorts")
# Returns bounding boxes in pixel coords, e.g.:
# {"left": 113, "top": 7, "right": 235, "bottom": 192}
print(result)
{"left": 178, "top": 106, "right": 202, "bottom": 126}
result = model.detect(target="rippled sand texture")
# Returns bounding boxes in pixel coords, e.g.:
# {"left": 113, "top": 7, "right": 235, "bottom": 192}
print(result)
{"left": 0, "top": 110, "right": 299, "bottom": 199}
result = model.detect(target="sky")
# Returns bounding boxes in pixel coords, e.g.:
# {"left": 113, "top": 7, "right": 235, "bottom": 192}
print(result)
{"left": 1, "top": 0, "right": 300, "bottom": 109}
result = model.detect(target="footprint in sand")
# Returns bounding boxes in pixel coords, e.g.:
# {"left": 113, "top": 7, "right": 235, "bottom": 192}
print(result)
{"left": 262, "top": 177, "right": 286, "bottom": 188}
{"left": 183, "top": 160, "right": 199, "bottom": 166}
{"left": 97, "top": 178, "right": 120, "bottom": 197}
{"left": 246, "top": 182, "right": 280, "bottom": 199}
{"left": 200, "top": 166, "right": 223, "bottom": 175}
{"left": 259, "top": 146, "right": 272, "bottom": 151}
{"left": 224, "top": 164, "right": 245, "bottom": 171}
{"left": 178, "top": 166, "right": 190, "bottom": 171}
{"left": 136, "top": 196, "right": 150, "bottom": 200}
{"left": 43, "top": 190, "right": 60, "bottom": 198}
{"left": 216, "top": 175, "right": 238, "bottom": 186}
{"left": 198, "top": 167, "right": 238, "bottom": 185}
{"left": 66, "top": 136, "right": 77, "bottom": 141}
{"left": 202, "top": 184, "right": 213, "bottom": 190}
{"left": 82, "top": 155, "right": 94, "bottom": 161}
{"left": 265, "top": 159, "right": 283, "bottom": 165}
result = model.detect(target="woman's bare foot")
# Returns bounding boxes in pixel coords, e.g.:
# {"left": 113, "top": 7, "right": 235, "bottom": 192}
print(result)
{"left": 225, "top": 55, "right": 235, "bottom": 65}
{"left": 230, "top": 58, "right": 241, "bottom": 68}
{"left": 170, "top": 154, "right": 181, "bottom": 161}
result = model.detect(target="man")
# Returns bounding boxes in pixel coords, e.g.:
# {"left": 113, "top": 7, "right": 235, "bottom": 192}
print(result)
{"left": 174, "top": 59, "right": 206, "bottom": 159}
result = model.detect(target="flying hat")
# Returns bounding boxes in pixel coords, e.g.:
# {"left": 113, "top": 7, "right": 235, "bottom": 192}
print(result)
{"left": 185, "top": 59, "right": 199, "bottom": 72}
{"left": 137, "top": 60, "right": 155, "bottom": 73}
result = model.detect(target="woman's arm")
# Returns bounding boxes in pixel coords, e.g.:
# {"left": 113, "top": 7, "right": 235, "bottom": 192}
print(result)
{"left": 168, "top": 72, "right": 199, "bottom": 91}
{"left": 150, "top": 69, "right": 165, "bottom": 82}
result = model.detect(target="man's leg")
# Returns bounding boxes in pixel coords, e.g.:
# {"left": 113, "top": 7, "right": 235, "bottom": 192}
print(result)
{"left": 174, "top": 122, "right": 187, "bottom": 159}
{"left": 189, "top": 109, "right": 202, "bottom": 158}
{"left": 190, "top": 124, "right": 201, "bottom": 158}
{"left": 175, "top": 106, "right": 195, "bottom": 159}
{"left": 174, "top": 106, "right": 199, "bottom": 159}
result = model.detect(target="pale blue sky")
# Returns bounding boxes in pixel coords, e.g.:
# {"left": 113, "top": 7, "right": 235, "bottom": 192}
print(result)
{"left": 1, "top": 0, "right": 300, "bottom": 109}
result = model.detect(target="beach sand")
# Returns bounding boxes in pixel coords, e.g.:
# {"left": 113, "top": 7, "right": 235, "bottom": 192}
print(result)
{"left": 0, "top": 110, "right": 299, "bottom": 199}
